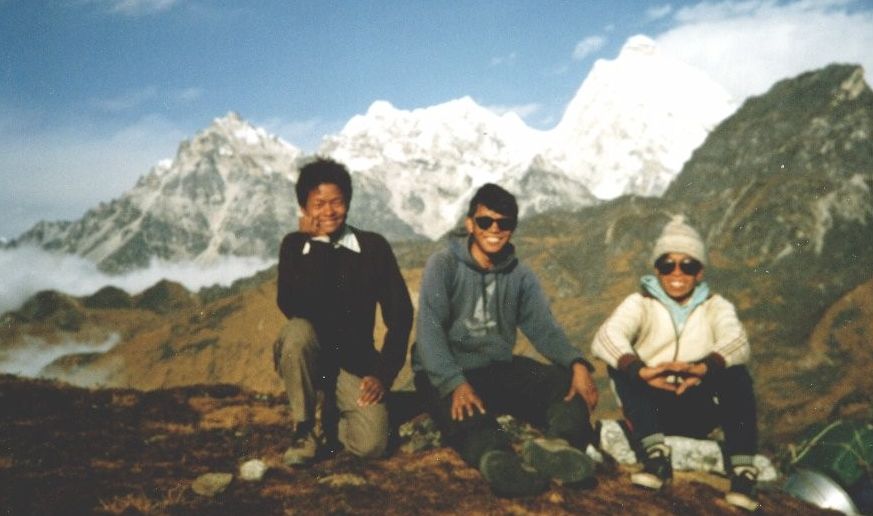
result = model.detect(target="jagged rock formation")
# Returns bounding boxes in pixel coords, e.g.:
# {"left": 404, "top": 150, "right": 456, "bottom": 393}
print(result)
{"left": 11, "top": 114, "right": 302, "bottom": 272}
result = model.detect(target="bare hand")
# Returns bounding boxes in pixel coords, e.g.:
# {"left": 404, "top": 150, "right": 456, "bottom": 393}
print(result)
{"left": 451, "top": 382, "right": 486, "bottom": 421}
{"left": 298, "top": 212, "right": 321, "bottom": 236}
{"left": 669, "top": 361, "right": 707, "bottom": 395}
{"left": 357, "top": 376, "right": 385, "bottom": 407}
{"left": 675, "top": 375, "right": 703, "bottom": 395}
{"left": 565, "top": 362, "right": 599, "bottom": 411}
{"left": 639, "top": 364, "right": 679, "bottom": 392}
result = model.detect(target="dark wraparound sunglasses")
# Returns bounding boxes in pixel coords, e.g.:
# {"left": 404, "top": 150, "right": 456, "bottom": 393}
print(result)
{"left": 474, "top": 216, "right": 517, "bottom": 232}
{"left": 655, "top": 256, "right": 703, "bottom": 276}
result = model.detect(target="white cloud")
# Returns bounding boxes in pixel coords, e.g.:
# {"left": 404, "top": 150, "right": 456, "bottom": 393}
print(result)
{"left": 0, "top": 334, "right": 120, "bottom": 378}
{"left": 87, "top": 0, "right": 178, "bottom": 16}
{"left": 536, "top": 114, "right": 557, "bottom": 127}
{"left": 548, "top": 64, "right": 570, "bottom": 76}
{"left": 0, "top": 110, "right": 186, "bottom": 237}
{"left": 175, "top": 87, "right": 203, "bottom": 102}
{"left": 483, "top": 103, "right": 543, "bottom": 120}
{"left": 647, "top": 4, "right": 674, "bottom": 20}
{"left": 490, "top": 52, "right": 518, "bottom": 67}
{"left": 0, "top": 245, "right": 275, "bottom": 315}
{"left": 90, "top": 86, "right": 202, "bottom": 112}
{"left": 0, "top": 240, "right": 273, "bottom": 385}
{"left": 573, "top": 36, "right": 607, "bottom": 60}
{"left": 90, "top": 86, "right": 158, "bottom": 112}
{"left": 655, "top": 0, "right": 873, "bottom": 101}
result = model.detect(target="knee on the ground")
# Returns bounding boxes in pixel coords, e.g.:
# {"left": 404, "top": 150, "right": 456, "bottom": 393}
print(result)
{"left": 344, "top": 429, "right": 388, "bottom": 459}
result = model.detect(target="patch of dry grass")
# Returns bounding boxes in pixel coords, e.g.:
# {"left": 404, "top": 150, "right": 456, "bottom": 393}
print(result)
{"left": 97, "top": 484, "right": 186, "bottom": 516}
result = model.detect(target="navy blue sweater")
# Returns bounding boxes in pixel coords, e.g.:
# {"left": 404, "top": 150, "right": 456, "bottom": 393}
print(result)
{"left": 277, "top": 226, "right": 413, "bottom": 388}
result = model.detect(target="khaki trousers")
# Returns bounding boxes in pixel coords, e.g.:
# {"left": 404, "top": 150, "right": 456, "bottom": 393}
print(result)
{"left": 274, "top": 318, "right": 389, "bottom": 458}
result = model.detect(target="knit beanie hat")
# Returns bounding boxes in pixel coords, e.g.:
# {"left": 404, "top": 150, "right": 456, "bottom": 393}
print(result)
{"left": 651, "top": 215, "right": 707, "bottom": 265}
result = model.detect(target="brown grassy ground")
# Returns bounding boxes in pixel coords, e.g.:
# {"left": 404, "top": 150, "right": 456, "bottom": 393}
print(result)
{"left": 0, "top": 375, "right": 837, "bottom": 515}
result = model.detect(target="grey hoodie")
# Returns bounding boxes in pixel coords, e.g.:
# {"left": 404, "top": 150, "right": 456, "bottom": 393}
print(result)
{"left": 412, "top": 235, "right": 585, "bottom": 397}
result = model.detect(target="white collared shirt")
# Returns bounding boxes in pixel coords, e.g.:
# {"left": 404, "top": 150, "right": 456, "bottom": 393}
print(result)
{"left": 302, "top": 225, "right": 361, "bottom": 255}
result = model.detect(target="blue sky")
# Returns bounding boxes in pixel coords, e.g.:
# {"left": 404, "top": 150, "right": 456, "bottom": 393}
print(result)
{"left": 1, "top": 0, "right": 872, "bottom": 238}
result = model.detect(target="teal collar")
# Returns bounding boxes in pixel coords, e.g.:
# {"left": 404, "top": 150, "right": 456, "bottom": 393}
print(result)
{"left": 641, "top": 275, "right": 710, "bottom": 332}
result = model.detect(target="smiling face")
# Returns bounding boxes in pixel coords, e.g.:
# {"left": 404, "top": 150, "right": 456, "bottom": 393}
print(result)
{"left": 464, "top": 204, "right": 514, "bottom": 269}
{"left": 656, "top": 252, "right": 704, "bottom": 303}
{"left": 303, "top": 183, "right": 347, "bottom": 236}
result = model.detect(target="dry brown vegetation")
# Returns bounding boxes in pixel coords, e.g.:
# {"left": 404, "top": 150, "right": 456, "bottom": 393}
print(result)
{"left": 0, "top": 375, "right": 837, "bottom": 515}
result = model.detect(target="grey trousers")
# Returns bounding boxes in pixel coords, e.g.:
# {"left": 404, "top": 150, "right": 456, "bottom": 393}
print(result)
{"left": 274, "top": 318, "right": 389, "bottom": 458}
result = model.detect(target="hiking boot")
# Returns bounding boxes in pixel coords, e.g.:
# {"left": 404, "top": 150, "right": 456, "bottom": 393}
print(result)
{"left": 479, "top": 449, "right": 549, "bottom": 498}
{"left": 282, "top": 423, "right": 318, "bottom": 467}
{"left": 631, "top": 443, "right": 673, "bottom": 490}
{"left": 521, "top": 437, "right": 595, "bottom": 485}
{"left": 726, "top": 466, "right": 760, "bottom": 511}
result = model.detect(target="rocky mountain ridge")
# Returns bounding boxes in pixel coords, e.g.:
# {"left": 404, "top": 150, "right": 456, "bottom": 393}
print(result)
{"left": 12, "top": 114, "right": 302, "bottom": 272}
{"left": 8, "top": 35, "right": 735, "bottom": 270}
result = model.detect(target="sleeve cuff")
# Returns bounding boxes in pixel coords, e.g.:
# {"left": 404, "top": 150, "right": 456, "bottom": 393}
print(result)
{"left": 437, "top": 375, "right": 467, "bottom": 399}
{"left": 697, "top": 353, "right": 726, "bottom": 373}
{"left": 570, "top": 357, "right": 595, "bottom": 373}
{"left": 617, "top": 354, "right": 645, "bottom": 381}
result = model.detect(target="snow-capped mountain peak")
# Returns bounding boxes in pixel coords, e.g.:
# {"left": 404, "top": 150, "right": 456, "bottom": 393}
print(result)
{"left": 319, "top": 96, "right": 549, "bottom": 239}
{"left": 179, "top": 112, "right": 301, "bottom": 178}
{"left": 13, "top": 113, "right": 303, "bottom": 271}
{"left": 214, "top": 111, "right": 272, "bottom": 146}
{"left": 543, "top": 34, "right": 737, "bottom": 199}
{"left": 620, "top": 34, "right": 658, "bottom": 55}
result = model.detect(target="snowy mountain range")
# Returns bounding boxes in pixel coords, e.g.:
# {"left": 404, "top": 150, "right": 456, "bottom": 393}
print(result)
{"left": 10, "top": 35, "right": 737, "bottom": 271}
{"left": 13, "top": 114, "right": 303, "bottom": 271}
{"left": 320, "top": 35, "right": 736, "bottom": 239}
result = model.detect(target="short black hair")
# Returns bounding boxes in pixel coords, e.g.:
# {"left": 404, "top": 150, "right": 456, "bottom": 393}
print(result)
{"left": 467, "top": 183, "right": 518, "bottom": 219}
{"left": 295, "top": 158, "right": 353, "bottom": 208}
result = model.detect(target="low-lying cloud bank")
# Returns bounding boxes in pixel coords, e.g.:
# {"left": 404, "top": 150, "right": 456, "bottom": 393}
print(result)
{"left": 655, "top": 0, "right": 873, "bottom": 101}
{"left": 0, "top": 246, "right": 276, "bottom": 315}
{"left": 0, "top": 334, "right": 121, "bottom": 378}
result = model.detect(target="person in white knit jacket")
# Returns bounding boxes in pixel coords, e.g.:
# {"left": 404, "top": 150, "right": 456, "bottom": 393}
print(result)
{"left": 591, "top": 216, "right": 760, "bottom": 511}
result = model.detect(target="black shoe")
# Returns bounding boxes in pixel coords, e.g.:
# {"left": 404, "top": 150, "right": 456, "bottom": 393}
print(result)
{"left": 631, "top": 443, "right": 673, "bottom": 490}
{"left": 479, "top": 450, "right": 549, "bottom": 498}
{"left": 521, "top": 437, "right": 595, "bottom": 485}
{"left": 726, "top": 466, "right": 760, "bottom": 511}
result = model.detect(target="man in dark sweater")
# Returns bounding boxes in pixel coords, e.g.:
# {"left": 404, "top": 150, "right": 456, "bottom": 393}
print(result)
{"left": 412, "top": 183, "right": 599, "bottom": 497}
{"left": 274, "top": 158, "right": 413, "bottom": 465}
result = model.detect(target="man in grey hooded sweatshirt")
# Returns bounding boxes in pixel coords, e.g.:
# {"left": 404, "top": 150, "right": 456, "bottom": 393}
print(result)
{"left": 412, "top": 183, "right": 599, "bottom": 498}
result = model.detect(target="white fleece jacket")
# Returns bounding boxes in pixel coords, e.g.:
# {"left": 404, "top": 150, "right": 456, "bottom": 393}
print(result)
{"left": 591, "top": 292, "right": 750, "bottom": 369}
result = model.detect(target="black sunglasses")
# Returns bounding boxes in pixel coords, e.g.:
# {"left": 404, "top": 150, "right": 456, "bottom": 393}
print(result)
{"left": 654, "top": 256, "right": 703, "bottom": 276}
{"left": 474, "top": 216, "right": 517, "bottom": 232}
